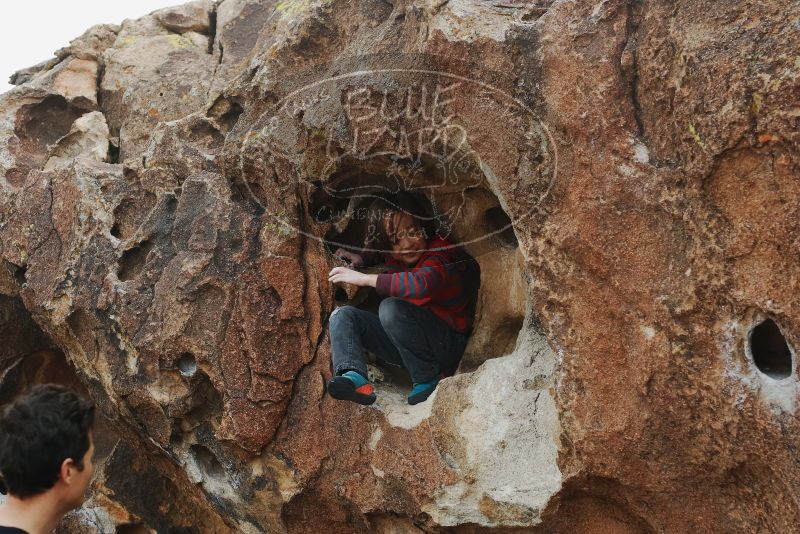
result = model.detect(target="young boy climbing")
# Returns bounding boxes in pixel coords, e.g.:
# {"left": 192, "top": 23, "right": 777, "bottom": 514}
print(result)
{"left": 326, "top": 192, "right": 480, "bottom": 406}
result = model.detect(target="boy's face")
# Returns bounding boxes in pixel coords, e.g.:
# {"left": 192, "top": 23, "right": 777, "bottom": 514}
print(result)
{"left": 385, "top": 211, "right": 427, "bottom": 265}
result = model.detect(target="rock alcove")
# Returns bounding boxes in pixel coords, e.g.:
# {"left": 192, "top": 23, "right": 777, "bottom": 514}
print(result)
{"left": 310, "top": 156, "right": 532, "bottom": 385}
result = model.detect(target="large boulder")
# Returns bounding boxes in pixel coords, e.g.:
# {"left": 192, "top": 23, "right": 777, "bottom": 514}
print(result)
{"left": 0, "top": 0, "right": 798, "bottom": 532}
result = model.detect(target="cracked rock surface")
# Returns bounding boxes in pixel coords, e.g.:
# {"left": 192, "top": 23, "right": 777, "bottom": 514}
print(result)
{"left": 1, "top": 0, "right": 799, "bottom": 532}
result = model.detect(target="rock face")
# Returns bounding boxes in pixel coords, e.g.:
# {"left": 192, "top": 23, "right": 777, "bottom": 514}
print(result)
{"left": 0, "top": 0, "right": 798, "bottom": 532}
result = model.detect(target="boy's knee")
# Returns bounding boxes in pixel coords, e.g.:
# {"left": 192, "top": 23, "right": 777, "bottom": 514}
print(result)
{"left": 378, "top": 297, "right": 407, "bottom": 328}
{"left": 330, "top": 305, "right": 356, "bottom": 327}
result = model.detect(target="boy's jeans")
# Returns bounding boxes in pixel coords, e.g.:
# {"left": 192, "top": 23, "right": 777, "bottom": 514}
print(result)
{"left": 329, "top": 297, "right": 469, "bottom": 384}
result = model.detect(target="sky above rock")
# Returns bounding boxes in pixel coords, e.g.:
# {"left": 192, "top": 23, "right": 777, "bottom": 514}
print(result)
{"left": 1, "top": 1, "right": 174, "bottom": 93}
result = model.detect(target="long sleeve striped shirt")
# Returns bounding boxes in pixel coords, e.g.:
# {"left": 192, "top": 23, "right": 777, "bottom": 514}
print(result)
{"left": 372, "top": 237, "right": 480, "bottom": 333}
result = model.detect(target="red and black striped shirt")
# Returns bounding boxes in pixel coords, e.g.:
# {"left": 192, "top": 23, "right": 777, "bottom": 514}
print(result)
{"left": 372, "top": 237, "right": 480, "bottom": 334}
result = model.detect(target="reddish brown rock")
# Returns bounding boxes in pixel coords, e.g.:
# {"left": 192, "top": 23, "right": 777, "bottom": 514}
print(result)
{"left": 0, "top": 0, "right": 798, "bottom": 532}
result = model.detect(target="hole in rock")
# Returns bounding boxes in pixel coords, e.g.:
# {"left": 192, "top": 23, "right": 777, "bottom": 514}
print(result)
{"left": 13, "top": 265, "right": 27, "bottom": 286}
{"left": 219, "top": 101, "right": 244, "bottom": 131}
{"left": 190, "top": 444, "right": 225, "bottom": 480}
{"left": 749, "top": 318, "right": 793, "bottom": 379}
{"left": 180, "top": 372, "right": 224, "bottom": 431}
{"left": 118, "top": 239, "right": 155, "bottom": 282}
{"left": 333, "top": 286, "right": 348, "bottom": 305}
{"left": 176, "top": 352, "right": 198, "bottom": 377}
{"left": 314, "top": 161, "right": 530, "bottom": 390}
{"left": 484, "top": 206, "right": 518, "bottom": 248}
{"left": 13, "top": 95, "right": 86, "bottom": 171}
{"left": 110, "top": 191, "right": 158, "bottom": 241}
{"left": 108, "top": 139, "right": 120, "bottom": 164}
{"left": 207, "top": 97, "right": 244, "bottom": 133}
{"left": 207, "top": 8, "right": 217, "bottom": 52}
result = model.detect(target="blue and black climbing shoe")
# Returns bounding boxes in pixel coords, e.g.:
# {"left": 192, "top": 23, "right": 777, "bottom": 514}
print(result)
{"left": 326, "top": 370, "right": 376, "bottom": 405}
{"left": 407, "top": 377, "right": 440, "bottom": 405}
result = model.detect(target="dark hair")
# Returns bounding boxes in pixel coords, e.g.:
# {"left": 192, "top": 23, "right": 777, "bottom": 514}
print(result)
{"left": 363, "top": 191, "right": 436, "bottom": 251}
{"left": 0, "top": 384, "right": 95, "bottom": 498}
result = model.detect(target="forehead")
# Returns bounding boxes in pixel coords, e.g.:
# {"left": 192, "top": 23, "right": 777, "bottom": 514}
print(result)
{"left": 384, "top": 210, "right": 416, "bottom": 229}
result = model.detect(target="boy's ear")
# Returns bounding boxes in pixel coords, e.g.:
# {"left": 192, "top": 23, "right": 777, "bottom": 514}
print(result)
{"left": 60, "top": 457, "right": 76, "bottom": 485}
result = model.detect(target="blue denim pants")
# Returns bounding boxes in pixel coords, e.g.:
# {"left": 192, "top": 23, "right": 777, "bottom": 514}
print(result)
{"left": 329, "top": 297, "right": 469, "bottom": 384}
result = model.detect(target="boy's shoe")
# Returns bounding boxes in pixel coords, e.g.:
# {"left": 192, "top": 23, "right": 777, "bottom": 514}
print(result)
{"left": 327, "top": 370, "right": 376, "bottom": 405}
{"left": 408, "top": 377, "right": 440, "bottom": 405}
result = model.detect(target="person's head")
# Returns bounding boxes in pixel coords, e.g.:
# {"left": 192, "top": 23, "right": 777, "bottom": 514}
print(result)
{"left": 0, "top": 384, "right": 95, "bottom": 508}
{"left": 364, "top": 192, "right": 435, "bottom": 265}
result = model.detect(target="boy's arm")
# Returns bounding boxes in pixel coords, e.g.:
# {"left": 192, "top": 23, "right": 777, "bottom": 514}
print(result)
{"left": 374, "top": 255, "right": 450, "bottom": 301}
